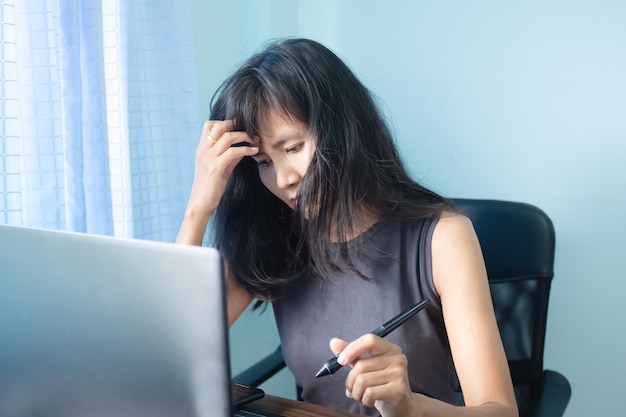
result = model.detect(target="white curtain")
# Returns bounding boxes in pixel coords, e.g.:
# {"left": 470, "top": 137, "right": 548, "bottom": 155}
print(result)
{"left": 0, "top": 0, "right": 200, "bottom": 242}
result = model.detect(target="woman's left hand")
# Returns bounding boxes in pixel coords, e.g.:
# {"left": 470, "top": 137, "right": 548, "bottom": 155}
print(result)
{"left": 330, "top": 336, "right": 421, "bottom": 417}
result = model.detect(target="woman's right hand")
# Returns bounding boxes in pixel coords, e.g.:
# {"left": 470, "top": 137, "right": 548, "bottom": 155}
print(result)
{"left": 177, "top": 120, "right": 258, "bottom": 245}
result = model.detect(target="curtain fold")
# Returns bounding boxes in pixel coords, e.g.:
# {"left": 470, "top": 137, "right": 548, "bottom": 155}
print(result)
{"left": 1, "top": 0, "right": 200, "bottom": 241}
{"left": 58, "top": 0, "right": 114, "bottom": 234}
{"left": 4, "top": 0, "right": 66, "bottom": 229}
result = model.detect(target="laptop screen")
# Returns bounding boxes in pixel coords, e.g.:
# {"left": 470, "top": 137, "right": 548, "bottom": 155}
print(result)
{"left": 0, "top": 224, "right": 232, "bottom": 417}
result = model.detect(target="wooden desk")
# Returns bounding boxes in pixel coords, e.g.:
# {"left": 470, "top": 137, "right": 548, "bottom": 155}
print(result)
{"left": 242, "top": 395, "right": 363, "bottom": 417}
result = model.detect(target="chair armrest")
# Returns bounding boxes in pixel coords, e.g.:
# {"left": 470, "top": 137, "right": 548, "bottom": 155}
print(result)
{"left": 526, "top": 370, "right": 571, "bottom": 417}
{"left": 232, "top": 345, "right": 286, "bottom": 387}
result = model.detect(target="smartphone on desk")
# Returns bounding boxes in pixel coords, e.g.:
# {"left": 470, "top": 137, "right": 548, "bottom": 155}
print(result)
{"left": 232, "top": 382, "right": 265, "bottom": 408}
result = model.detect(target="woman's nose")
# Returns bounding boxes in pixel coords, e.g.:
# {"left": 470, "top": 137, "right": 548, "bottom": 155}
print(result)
{"left": 275, "top": 165, "right": 299, "bottom": 189}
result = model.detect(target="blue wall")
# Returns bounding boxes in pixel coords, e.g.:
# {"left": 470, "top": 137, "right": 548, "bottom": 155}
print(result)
{"left": 192, "top": 1, "right": 626, "bottom": 415}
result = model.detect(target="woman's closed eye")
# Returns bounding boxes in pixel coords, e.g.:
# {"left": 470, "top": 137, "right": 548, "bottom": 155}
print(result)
{"left": 253, "top": 141, "right": 305, "bottom": 168}
{"left": 255, "top": 158, "right": 272, "bottom": 168}
{"left": 286, "top": 143, "right": 302, "bottom": 153}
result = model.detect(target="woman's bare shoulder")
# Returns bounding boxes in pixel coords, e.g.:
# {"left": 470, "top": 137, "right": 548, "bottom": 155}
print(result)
{"left": 433, "top": 211, "right": 477, "bottom": 250}
{"left": 431, "top": 210, "right": 485, "bottom": 294}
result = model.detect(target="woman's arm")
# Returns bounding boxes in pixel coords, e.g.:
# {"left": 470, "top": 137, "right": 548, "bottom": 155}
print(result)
{"left": 176, "top": 120, "right": 258, "bottom": 326}
{"left": 223, "top": 264, "right": 255, "bottom": 326}
{"left": 426, "top": 213, "right": 517, "bottom": 417}
{"left": 176, "top": 119, "right": 258, "bottom": 246}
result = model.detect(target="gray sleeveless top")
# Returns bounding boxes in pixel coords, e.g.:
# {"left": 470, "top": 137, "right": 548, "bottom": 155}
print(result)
{"left": 272, "top": 217, "right": 459, "bottom": 416}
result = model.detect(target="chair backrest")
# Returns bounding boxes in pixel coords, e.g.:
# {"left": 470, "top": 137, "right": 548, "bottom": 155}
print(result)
{"left": 452, "top": 198, "right": 555, "bottom": 415}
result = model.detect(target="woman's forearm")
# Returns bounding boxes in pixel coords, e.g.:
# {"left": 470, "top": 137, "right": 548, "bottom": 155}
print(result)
{"left": 415, "top": 393, "right": 518, "bottom": 417}
{"left": 176, "top": 207, "right": 212, "bottom": 246}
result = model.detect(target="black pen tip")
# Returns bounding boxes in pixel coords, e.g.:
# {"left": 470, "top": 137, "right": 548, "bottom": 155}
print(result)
{"left": 315, "top": 356, "right": 341, "bottom": 378}
{"left": 315, "top": 365, "right": 331, "bottom": 378}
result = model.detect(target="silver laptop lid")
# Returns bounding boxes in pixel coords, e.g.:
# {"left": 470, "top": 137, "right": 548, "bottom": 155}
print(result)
{"left": 0, "top": 224, "right": 231, "bottom": 417}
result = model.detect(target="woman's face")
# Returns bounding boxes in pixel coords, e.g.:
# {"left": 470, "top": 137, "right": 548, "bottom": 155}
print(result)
{"left": 251, "top": 110, "right": 315, "bottom": 210}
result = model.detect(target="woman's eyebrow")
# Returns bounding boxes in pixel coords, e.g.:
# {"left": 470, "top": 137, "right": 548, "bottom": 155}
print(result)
{"left": 251, "top": 138, "right": 290, "bottom": 157}
{"left": 270, "top": 138, "right": 289, "bottom": 150}
{"left": 270, "top": 131, "right": 305, "bottom": 150}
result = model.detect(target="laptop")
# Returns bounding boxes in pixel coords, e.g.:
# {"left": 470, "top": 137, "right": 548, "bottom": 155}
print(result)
{"left": 0, "top": 224, "right": 266, "bottom": 417}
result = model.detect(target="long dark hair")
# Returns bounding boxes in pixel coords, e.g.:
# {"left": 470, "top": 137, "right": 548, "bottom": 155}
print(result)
{"left": 210, "top": 38, "right": 452, "bottom": 300}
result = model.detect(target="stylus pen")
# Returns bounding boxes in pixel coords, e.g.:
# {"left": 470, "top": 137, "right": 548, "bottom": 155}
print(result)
{"left": 315, "top": 298, "right": 430, "bottom": 378}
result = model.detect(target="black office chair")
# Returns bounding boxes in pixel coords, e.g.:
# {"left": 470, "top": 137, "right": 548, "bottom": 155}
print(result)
{"left": 234, "top": 199, "right": 571, "bottom": 417}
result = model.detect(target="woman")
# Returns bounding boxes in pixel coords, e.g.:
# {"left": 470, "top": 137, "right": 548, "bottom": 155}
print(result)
{"left": 177, "top": 38, "right": 517, "bottom": 417}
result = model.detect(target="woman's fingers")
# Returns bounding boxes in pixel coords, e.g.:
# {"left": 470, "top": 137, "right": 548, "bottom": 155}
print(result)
{"left": 347, "top": 356, "right": 409, "bottom": 406}
{"left": 205, "top": 119, "right": 234, "bottom": 142}
{"left": 198, "top": 120, "right": 221, "bottom": 146}
{"left": 336, "top": 333, "right": 397, "bottom": 366}
{"left": 332, "top": 334, "right": 413, "bottom": 411}
{"left": 344, "top": 344, "right": 407, "bottom": 394}
{"left": 330, "top": 338, "right": 349, "bottom": 356}
{"left": 187, "top": 120, "right": 258, "bottom": 216}
{"left": 198, "top": 119, "right": 257, "bottom": 160}
{"left": 204, "top": 119, "right": 257, "bottom": 148}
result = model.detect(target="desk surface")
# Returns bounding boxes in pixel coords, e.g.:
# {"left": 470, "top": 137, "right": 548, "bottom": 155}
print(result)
{"left": 242, "top": 395, "right": 363, "bottom": 417}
